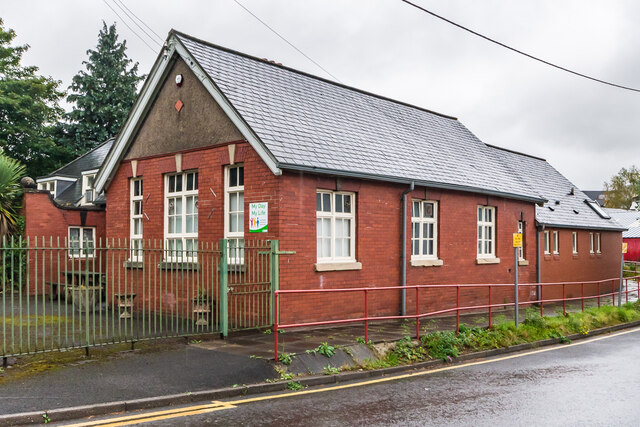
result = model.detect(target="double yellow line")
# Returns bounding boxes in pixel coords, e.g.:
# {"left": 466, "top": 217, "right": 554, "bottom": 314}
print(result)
{"left": 63, "top": 401, "right": 237, "bottom": 427}
{"left": 64, "top": 326, "right": 640, "bottom": 426}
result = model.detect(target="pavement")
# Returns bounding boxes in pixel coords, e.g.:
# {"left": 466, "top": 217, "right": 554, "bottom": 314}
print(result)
{"left": 0, "top": 342, "right": 275, "bottom": 416}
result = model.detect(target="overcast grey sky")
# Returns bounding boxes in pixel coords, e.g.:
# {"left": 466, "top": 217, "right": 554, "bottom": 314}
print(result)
{"left": 2, "top": 0, "right": 639, "bottom": 189}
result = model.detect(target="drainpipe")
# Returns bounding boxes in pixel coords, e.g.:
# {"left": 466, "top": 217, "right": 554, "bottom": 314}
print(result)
{"left": 536, "top": 224, "right": 544, "bottom": 301}
{"left": 401, "top": 181, "right": 415, "bottom": 316}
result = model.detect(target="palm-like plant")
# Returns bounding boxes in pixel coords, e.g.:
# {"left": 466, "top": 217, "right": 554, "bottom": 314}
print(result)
{"left": 0, "top": 154, "right": 25, "bottom": 237}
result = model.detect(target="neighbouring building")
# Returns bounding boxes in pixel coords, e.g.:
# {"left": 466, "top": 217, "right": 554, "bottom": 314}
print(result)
{"left": 24, "top": 31, "right": 624, "bottom": 325}
{"left": 605, "top": 208, "right": 640, "bottom": 262}
{"left": 25, "top": 139, "right": 113, "bottom": 248}
{"left": 491, "top": 148, "right": 625, "bottom": 300}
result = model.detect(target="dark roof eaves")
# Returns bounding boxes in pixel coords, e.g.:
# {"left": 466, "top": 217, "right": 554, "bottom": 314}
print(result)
{"left": 535, "top": 220, "right": 626, "bottom": 232}
{"left": 170, "top": 29, "right": 459, "bottom": 122}
{"left": 278, "top": 162, "right": 546, "bottom": 204}
{"left": 28, "top": 189, "right": 105, "bottom": 212}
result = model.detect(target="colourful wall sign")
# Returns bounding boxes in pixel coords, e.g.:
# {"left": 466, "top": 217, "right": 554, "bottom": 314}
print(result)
{"left": 249, "top": 202, "right": 268, "bottom": 233}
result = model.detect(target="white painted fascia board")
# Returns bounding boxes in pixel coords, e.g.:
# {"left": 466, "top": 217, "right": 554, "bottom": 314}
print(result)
{"left": 172, "top": 40, "right": 281, "bottom": 176}
{"left": 37, "top": 176, "right": 77, "bottom": 183}
{"left": 94, "top": 42, "right": 178, "bottom": 194}
{"left": 81, "top": 169, "right": 99, "bottom": 176}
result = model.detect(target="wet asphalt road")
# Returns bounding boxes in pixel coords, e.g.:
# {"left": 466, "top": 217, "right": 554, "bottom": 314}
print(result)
{"left": 143, "top": 327, "right": 640, "bottom": 426}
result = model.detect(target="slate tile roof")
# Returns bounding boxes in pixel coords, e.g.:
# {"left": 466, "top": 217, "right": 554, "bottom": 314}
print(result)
{"left": 39, "top": 139, "right": 114, "bottom": 206}
{"left": 41, "top": 139, "right": 114, "bottom": 180}
{"left": 605, "top": 208, "right": 640, "bottom": 237}
{"left": 176, "top": 33, "right": 542, "bottom": 202}
{"left": 490, "top": 145, "right": 624, "bottom": 230}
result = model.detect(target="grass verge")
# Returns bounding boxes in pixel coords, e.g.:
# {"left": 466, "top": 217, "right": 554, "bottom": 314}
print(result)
{"left": 361, "top": 302, "right": 640, "bottom": 369}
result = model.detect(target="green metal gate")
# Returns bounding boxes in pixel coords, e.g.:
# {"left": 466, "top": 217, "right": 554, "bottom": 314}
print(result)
{"left": 0, "top": 237, "right": 285, "bottom": 357}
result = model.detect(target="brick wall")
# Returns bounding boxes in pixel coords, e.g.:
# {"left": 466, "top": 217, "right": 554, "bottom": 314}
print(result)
{"left": 24, "top": 147, "right": 625, "bottom": 326}
{"left": 539, "top": 228, "right": 622, "bottom": 300}
{"left": 23, "top": 191, "right": 106, "bottom": 295}
{"left": 275, "top": 171, "right": 540, "bottom": 324}
{"left": 105, "top": 142, "right": 280, "bottom": 313}
{"left": 108, "top": 143, "right": 542, "bottom": 323}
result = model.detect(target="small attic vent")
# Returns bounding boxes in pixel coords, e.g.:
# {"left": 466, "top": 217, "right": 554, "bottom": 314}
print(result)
{"left": 569, "top": 187, "right": 575, "bottom": 196}
{"left": 585, "top": 199, "right": 611, "bottom": 219}
{"left": 555, "top": 200, "right": 560, "bottom": 205}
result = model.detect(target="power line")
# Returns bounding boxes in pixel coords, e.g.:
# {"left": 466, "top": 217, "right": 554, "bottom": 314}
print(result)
{"left": 101, "top": 0, "right": 159, "bottom": 52}
{"left": 232, "top": 0, "right": 341, "bottom": 83}
{"left": 112, "top": 0, "right": 165, "bottom": 45}
{"left": 400, "top": 0, "right": 640, "bottom": 93}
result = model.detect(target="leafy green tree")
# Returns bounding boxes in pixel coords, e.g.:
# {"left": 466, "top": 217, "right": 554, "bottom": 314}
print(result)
{"left": 0, "top": 154, "right": 25, "bottom": 237}
{"left": 0, "top": 18, "right": 68, "bottom": 177}
{"left": 603, "top": 166, "right": 640, "bottom": 209}
{"left": 64, "top": 22, "right": 145, "bottom": 154}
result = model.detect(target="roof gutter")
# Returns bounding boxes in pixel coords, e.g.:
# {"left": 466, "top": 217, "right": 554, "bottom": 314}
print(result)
{"left": 536, "top": 221, "right": 627, "bottom": 232}
{"left": 401, "top": 181, "right": 415, "bottom": 316}
{"left": 277, "top": 163, "right": 547, "bottom": 205}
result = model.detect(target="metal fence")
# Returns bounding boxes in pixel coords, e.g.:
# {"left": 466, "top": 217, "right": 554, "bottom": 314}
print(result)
{"left": 273, "top": 276, "right": 640, "bottom": 358}
{"left": 1, "top": 237, "right": 280, "bottom": 358}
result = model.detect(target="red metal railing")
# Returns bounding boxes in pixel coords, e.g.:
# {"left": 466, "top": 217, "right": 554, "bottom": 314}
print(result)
{"left": 273, "top": 276, "right": 640, "bottom": 358}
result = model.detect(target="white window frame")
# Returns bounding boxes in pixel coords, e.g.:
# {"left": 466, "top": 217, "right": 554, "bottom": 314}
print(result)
{"left": 411, "top": 200, "right": 438, "bottom": 260}
{"left": 596, "top": 233, "right": 601, "bottom": 254}
{"left": 590, "top": 233, "right": 594, "bottom": 254}
{"left": 477, "top": 206, "right": 495, "bottom": 259}
{"left": 572, "top": 232, "right": 578, "bottom": 254}
{"left": 130, "top": 178, "right": 144, "bottom": 262}
{"left": 37, "top": 180, "right": 57, "bottom": 196}
{"left": 517, "top": 221, "right": 525, "bottom": 260}
{"left": 316, "top": 190, "right": 356, "bottom": 263}
{"left": 553, "top": 231, "right": 559, "bottom": 254}
{"left": 80, "top": 170, "right": 98, "bottom": 206}
{"left": 224, "top": 164, "right": 245, "bottom": 264}
{"left": 544, "top": 230, "right": 550, "bottom": 255}
{"left": 164, "top": 171, "right": 198, "bottom": 262}
{"left": 68, "top": 226, "right": 96, "bottom": 258}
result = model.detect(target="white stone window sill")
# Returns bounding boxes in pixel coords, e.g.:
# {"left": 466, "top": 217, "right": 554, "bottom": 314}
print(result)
{"left": 315, "top": 261, "right": 362, "bottom": 272}
{"left": 410, "top": 258, "right": 443, "bottom": 267}
{"left": 518, "top": 259, "right": 529, "bottom": 266}
{"left": 476, "top": 257, "right": 500, "bottom": 265}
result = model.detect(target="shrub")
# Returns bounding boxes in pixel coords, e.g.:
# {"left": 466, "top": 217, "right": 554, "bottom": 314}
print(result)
{"left": 421, "top": 331, "right": 460, "bottom": 360}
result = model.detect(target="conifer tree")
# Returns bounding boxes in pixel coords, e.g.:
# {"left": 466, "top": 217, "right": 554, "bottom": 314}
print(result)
{"left": 65, "top": 22, "right": 145, "bottom": 153}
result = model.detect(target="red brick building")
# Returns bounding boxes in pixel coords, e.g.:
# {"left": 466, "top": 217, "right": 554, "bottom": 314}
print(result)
{"left": 25, "top": 31, "right": 625, "bottom": 324}
{"left": 26, "top": 138, "right": 113, "bottom": 245}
